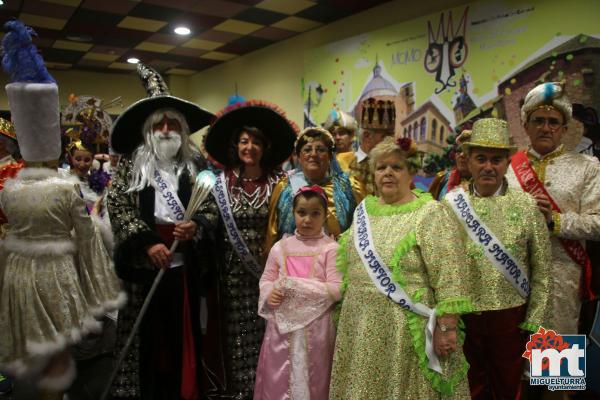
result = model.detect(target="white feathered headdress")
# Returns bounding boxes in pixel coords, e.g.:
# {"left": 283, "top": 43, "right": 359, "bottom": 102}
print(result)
{"left": 521, "top": 82, "right": 572, "bottom": 123}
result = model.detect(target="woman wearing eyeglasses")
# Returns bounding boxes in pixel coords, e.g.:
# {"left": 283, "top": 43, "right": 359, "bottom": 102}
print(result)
{"left": 264, "top": 127, "right": 367, "bottom": 254}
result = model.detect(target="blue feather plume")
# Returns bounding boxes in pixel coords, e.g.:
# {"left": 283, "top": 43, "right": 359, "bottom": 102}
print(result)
{"left": 330, "top": 109, "right": 339, "bottom": 123}
{"left": 227, "top": 94, "right": 246, "bottom": 107}
{"left": 1, "top": 19, "right": 55, "bottom": 83}
{"left": 542, "top": 82, "right": 555, "bottom": 101}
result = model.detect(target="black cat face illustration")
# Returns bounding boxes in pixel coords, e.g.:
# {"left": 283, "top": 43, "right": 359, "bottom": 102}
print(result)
{"left": 424, "top": 8, "right": 469, "bottom": 94}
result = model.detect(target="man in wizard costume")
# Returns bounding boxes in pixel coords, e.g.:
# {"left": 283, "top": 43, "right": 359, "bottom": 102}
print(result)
{"left": 107, "top": 63, "right": 214, "bottom": 400}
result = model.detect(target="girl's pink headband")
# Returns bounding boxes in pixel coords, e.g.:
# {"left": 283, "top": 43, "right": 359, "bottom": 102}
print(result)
{"left": 294, "top": 185, "right": 328, "bottom": 203}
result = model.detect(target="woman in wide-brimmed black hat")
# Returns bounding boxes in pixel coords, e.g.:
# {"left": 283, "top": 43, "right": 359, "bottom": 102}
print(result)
{"left": 198, "top": 99, "right": 297, "bottom": 400}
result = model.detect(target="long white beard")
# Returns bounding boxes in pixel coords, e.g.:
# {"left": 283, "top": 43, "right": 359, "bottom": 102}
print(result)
{"left": 127, "top": 130, "right": 195, "bottom": 193}
{"left": 151, "top": 130, "right": 182, "bottom": 161}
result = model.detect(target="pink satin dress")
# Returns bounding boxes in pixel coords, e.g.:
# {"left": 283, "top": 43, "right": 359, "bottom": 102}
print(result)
{"left": 254, "top": 231, "right": 341, "bottom": 400}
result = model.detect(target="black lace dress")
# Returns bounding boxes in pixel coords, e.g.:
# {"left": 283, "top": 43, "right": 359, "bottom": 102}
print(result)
{"left": 198, "top": 168, "right": 282, "bottom": 400}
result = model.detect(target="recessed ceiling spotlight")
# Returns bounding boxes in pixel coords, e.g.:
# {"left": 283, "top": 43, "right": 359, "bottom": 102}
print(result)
{"left": 65, "top": 34, "right": 93, "bottom": 42}
{"left": 174, "top": 26, "right": 191, "bottom": 36}
{"left": 0, "top": 1, "right": 5, "bottom": 5}
{"left": 127, "top": 57, "right": 140, "bottom": 64}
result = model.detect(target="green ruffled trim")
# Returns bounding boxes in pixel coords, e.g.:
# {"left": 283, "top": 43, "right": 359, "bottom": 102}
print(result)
{"left": 389, "top": 231, "right": 417, "bottom": 286}
{"left": 364, "top": 190, "right": 433, "bottom": 216}
{"left": 389, "top": 234, "right": 469, "bottom": 396}
{"left": 519, "top": 321, "right": 540, "bottom": 333}
{"left": 405, "top": 291, "right": 470, "bottom": 396}
{"left": 333, "top": 230, "right": 351, "bottom": 327}
{"left": 435, "top": 298, "right": 475, "bottom": 316}
{"left": 336, "top": 230, "right": 350, "bottom": 296}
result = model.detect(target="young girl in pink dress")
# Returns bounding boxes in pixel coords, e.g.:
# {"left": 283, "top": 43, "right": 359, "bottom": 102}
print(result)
{"left": 254, "top": 185, "right": 342, "bottom": 400}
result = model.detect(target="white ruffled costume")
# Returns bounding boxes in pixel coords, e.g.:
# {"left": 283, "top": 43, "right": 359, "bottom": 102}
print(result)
{"left": 0, "top": 82, "right": 125, "bottom": 387}
{"left": 0, "top": 169, "right": 125, "bottom": 375}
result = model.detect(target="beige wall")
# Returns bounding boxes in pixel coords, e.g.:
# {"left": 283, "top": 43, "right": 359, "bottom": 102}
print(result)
{"left": 186, "top": 0, "right": 471, "bottom": 122}
{"left": 0, "top": 0, "right": 469, "bottom": 120}
{"left": 0, "top": 69, "right": 149, "bottom": 114}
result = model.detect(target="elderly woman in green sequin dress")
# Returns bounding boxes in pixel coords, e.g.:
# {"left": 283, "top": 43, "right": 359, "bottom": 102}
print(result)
{"left": 330, "top": 137, "right": 473, "bottom": 399}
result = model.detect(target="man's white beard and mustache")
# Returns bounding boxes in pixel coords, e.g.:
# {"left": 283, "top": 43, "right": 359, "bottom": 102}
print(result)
{"left": 151, "top": 130, "right": 182, "bottom": 161}
{"left": 127, "top": 126, "right": 195, "bottom": 193}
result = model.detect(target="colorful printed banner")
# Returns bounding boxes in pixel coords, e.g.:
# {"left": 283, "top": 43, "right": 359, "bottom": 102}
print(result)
{"left": 303, "top": 0, "right": 600, "bottom": 152}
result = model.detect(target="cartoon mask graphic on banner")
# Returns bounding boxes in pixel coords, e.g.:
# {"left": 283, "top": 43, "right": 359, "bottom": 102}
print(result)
{"left": 424, "top": 7, "right": 469, "bottom": 94}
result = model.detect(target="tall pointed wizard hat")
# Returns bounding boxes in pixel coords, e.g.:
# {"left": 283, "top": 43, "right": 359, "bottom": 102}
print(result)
{"left": 110, "top": 63, "right": 214, "bottom": 155}
{"left": 2, "top": 19, "right": 61, "bottom": 164}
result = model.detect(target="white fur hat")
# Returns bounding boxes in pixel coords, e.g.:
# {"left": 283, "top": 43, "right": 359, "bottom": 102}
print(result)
{"left": 5, "top": 82, "right": 61, "bottom": 162}
{"left": 323, "top": 109, "right": 358, "bottom": 132}
{"left": 521, "top": 82, "right": 572, "bottom": 123}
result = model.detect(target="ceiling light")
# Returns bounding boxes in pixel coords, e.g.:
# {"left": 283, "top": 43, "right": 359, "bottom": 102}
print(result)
{"left": 127, "top": 57, "right": 140, "bottom": 64}
{"left": 174, "top": 26, "right": 191, "bottom": 36}
{"left": 65, "top": 34, "right": 92, "bottom": 42}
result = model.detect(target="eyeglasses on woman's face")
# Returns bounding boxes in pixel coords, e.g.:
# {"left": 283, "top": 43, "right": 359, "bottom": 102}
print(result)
{"left": 300, "top": 145, "right": 329, "bottom": 156}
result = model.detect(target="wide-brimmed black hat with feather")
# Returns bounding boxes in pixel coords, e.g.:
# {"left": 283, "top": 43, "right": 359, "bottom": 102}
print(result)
{"left": 110, "top": 63, "right": 214, "bottom": 155}
{"left": 205, "top": 100, "right": 298, "bottom": 167}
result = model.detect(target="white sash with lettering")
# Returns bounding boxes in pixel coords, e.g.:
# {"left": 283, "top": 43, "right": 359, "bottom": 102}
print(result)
{"left": 353, "top": 201, "right": 442, "bottom": 373}
{"left": 214, "top": 172, "right": 262, "bottom": 279}
{"left": 153, "top": 169, "right": 185, "bottom": 222}
{"left": 445, "top": 188, "right": 530, "bottom": 298}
